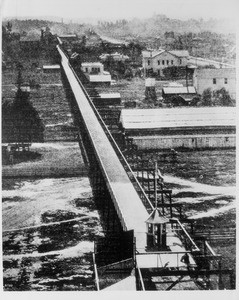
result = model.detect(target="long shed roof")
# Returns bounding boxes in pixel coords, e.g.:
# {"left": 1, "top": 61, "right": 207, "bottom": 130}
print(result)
{"left": 162, "top": 86, "right": 196, "bottom": 95}
{"left": 120, "top": 107, "right": 236, "bottom": 130}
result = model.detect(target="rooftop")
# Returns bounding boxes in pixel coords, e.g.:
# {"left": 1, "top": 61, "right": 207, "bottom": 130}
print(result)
{"left": 43, "top": 65, "right": 61, "bottom": 69}
{"left": 58, "top": 34, "right": 77, "bottom": 38}
{"left": 142, "top": 49, "right": 189, "bottom": 59}
{"left": 194, "top": 68, "right": 236, "bottom": 78}
{"left": 162, "top": 86, "right": 196, "bottom": 94}
{"left": 120, "top": 107, "right": 236, "bottom": 130}
{"left": 82, "top": 62, "right": 103, "bottom": 67}
{"left": 20, "top": 35, "right": 40, "bottom": 42}
{"left": 169, "top": 50, "right": 189, "bottom": 58}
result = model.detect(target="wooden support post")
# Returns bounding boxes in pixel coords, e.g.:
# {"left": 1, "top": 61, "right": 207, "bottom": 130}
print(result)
{"left": 107, "top": 197, "right": 110, "bottom": 231}
{"left": 230, "top": 271, "right": 235, "bottom": 289}
{"left": 169, "top": 193, "right": 173, "bottom": 218}
{"left": 161, "top": 191, "right": 165, "bottom": 215}
{"left": 218, "top": 260, "right": 223, "bottom": 289}
{"left": 204, "top": 240, "right": 207, "bottom": 255}
{"left": 112, "top": 209, "right": 116, "bottom": 232}
{"left": 190, "top": 221, "right": 194, "bottom": 235}
{"left": 141, "top": 160, "right": 144, "bottom": 189}
{"left": 147, "top": 169, "right": 150, "bottom": 198}
{"left": 218, "top": 261, "right": 224, "bottom": 290}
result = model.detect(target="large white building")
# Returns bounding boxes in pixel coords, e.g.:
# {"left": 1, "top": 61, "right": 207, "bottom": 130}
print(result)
{"left": 120, "top": 107, "right": 236, "bottom": 150}
{"left": 81, "top": 62, "right": 112, "bottom": 85}
{"left": 142, "top": 49, "right": 189, "bottom": 76}
{"left": 193, "top": 68, "right": 236, "bottom": 99}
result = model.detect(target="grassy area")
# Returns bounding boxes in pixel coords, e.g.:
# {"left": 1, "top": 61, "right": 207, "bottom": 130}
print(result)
{"left": 2, "top": 143, "right": 87, "bottom": 178}
{"left": 2, "top": 65, "right": 77, "bottom": 142}
{"left": 95, "top": 77, "right": 193, "bottom": 107}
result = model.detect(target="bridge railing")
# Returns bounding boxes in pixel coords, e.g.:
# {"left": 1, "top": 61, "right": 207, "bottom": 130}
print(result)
{"left": 60, "top": 47, "right": 154, "bottom": 213}
{"left": 170, "top": 218, "right": 200, "bottom": 252}
{"left": 136, "top": 250, "right": 196, "bottom": 270}
{"left": 135, "top": 264, "right": 145, "bottom": 291}
{"left": 92, "top": 252, "right": 100, "bottom": 291}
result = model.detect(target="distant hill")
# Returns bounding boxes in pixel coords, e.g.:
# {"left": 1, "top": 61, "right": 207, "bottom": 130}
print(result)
{"left": 96, "top": 14, "right": 236, "bottom": 39}
{"left": 2, "top": 19, "right": 89, "bottom": 36}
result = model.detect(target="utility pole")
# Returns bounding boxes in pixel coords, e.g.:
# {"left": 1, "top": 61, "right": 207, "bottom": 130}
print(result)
{"left": 154, "top": 161, "right": 158, "bottom": 208}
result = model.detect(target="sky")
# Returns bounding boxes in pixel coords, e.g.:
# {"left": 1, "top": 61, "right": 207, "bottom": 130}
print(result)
{"left": 1, "top": 0, "right": 238, "bottom": 21}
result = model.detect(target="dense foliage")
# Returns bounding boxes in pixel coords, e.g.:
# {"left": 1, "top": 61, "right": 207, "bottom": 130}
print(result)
{"left": 2, "top": 89, "right": 44, "bottom": 143}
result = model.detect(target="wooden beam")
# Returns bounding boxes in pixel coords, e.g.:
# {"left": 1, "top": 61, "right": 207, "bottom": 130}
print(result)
{"left": 141, "top": 268, "right": 233, "bottom": 277}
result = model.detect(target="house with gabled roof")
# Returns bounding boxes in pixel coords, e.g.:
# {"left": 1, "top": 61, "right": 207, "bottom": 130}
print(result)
{"left": 142, "top": 49, "right": 189, "bottom": 76}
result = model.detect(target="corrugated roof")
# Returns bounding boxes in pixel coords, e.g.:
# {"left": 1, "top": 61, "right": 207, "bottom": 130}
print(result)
{"left": 82, "top": 62, "right": 103, "bottom": 67}
{"left": 163, "top": 86, "right": 196, "bottom": 94}
{"left": 120, "top": 107, "right": 236, "bottom": 130}
{"left": 43, "top": 65, "right": 61, "bottom": 69}
{"left": 99, "top": 93, "right": 121, "bottom": 98}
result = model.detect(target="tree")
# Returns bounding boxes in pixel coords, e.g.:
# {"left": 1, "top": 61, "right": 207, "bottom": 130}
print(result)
{"left": 2, "top": 88, "right": 44, "bottom": 143}
{"left": 198, "top": 87, "right": 234, "bottom": 107}
{"left": 213, "top": 88, "right": 234, "bottom": 106}
{"left": 200, "top": 88, "right": 212, "bottom": 106}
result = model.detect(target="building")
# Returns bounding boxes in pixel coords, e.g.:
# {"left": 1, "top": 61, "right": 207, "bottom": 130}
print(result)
{"left": 193, "top": 68, "right": 236, "bottom": 99}
{"left": 57, "top": 34, "right": 81, "bottom": 52}
{"left": 142, "top": 49, "right": 189, "bottom": 76}
{"left": 92, "top": 93, "right": 121, "bottom": 106}
{"left": 81, "top": 62, "right": 112, "bottom": 85}
{"left": 19, "top": 34, "right": 41, "bottom": 50}
{"left": 188, "top": 56, "right": 235, "bottom": 69}
{"left": 120, "top": 107, "right": 235, "bottom": 150}
{"left": 42, "top": 65, "right": 61, "bottom": 73}
{"left": 100, "top": 52, "right": 129, "bottom": 62}
{"left": 162, "top": 86, "right": 197, "bottom": 106}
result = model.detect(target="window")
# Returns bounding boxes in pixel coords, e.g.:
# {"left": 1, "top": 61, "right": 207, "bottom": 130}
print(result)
{"left": 162, "top": 60, "right": 165, "bottom": 65}
{"left": 158, "top": 60, "right": 160, "bottom": 65}
{"left": 85, "top": 67, "right": 88, "bottom": 72}
{"left": 224, "top": 78, "right": 228, "bottom": 84}
{"left": 148, "top": 60, "right": 150, "bottom": 65}
{"left": 171, "top": 60, "right": 174, "bottom": 65}
{"left": 179, "top": 59, "right": 182, "bottom": 64}
{"left": 167, "top": 60, "right": 169, "bottom": 65}
{"left": 213, "top": 78, "right": 216, "bottom": 84}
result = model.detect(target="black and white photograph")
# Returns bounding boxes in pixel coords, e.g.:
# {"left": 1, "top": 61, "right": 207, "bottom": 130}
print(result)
{"left": 1, "top": 0, "right": 238, "bottom": 297}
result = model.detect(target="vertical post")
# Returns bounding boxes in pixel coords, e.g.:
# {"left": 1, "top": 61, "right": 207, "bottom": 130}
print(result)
{"left": 179, "top": 206, "right": 182, "bottom": 219}
{"left": 112, "top": 210, "right": 115, "bottom": 232}
{"left": 107, "top": 197, "right": 110, "bottom": 231}
{"left": 190, "top": 221, "right": 194, "bottom": 235}
{"left": 147, "top": 168, "right": 150, "bottom": 199}
{"left": 169, "top": 192, "right": 173, "bottom": 218}
{"left": 218, "top": 260, "right": 223, "bottom": 289}
{"left": 230, "top": 271, "right": 235, "bottom": 289}
{"left": 141, "top": 160, "right": 144, "bottom": 189}
{"left": 154, "top": 161, "right": 158, "bottom": 208}
{"left": 161, "top": 191, "right": 165, "bottom": 215}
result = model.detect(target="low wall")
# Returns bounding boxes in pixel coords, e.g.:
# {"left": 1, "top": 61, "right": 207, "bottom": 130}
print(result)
{"left": 131, "top": 134, "right": 235, "bottom": 150}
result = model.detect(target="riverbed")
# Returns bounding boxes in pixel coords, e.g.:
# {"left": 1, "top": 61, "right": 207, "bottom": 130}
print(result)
{"left": 2, "top": 148, "right": 236, "bottom": 290}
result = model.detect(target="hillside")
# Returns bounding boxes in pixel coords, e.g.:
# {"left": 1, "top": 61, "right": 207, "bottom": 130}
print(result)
{"left": 96, "top": 14, "right": 236, "bottom": 39}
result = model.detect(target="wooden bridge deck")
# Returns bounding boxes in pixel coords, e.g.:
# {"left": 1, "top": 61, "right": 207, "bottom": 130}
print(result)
{"left": 58, "top": 46, "right": 148, "bottom": 249}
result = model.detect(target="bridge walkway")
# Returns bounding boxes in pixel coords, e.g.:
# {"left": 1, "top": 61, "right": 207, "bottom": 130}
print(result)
{"left": 58, "top": 45, "right": 149, "bottom": 250}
